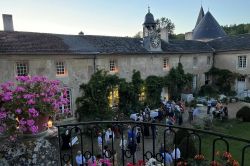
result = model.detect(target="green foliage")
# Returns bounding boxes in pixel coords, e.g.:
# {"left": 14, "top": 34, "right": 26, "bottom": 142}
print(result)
{"left": 206, "top": 67, "right": 238, "bottom": 95}
{"left": 76, "top": 70, "right": 120, "bottom": 120}
{"left": 174, "top": 129, "right": 189, "bottom": 146}
{"left": 222, "top": 23, "right": 250, "bottom": 36}
{"left": 244, "top": 96, "right": 250, "bottom": 103}
{"left": 169, "top": 33, "right": 185, "bottom": 40}
{"left": 156, "top": 17, "right": 175, "bottom": 34}
{"left": 179, "top": 137, "right": 197, "bottom": 159}
{"left": 165, "top": 63, "right": 192, "bottom": 100}
{"left": 119, "top": 70, "right": 144, "bottom": 114}
{"left": 133, "top": 31, "right": 142, "bottom": 38}
{"left": 236, "top": 106, "right": 250, "bottom": 122}
{"left": 198, "top": 85, "right": 218, "bottom": 97}
{"left": 145, "top": 75, "right": 163, "bottom": 108}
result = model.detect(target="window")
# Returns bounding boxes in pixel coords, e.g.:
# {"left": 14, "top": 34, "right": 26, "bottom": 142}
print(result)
{"left": 207, "top": 56, "right": 211, "bottom": 65}
{"left": 193, "top": 57, "right": 198, "bottom": 67}
{"left": 59, "top": 88, "right": 72, "bottom": 118}
{"left": 16, "top": 62, "right": 28, "bottom": 76}
{"left": 109, "top": 60, "right": 117, "bottom": 72}
{"left": 238, "top": 56, "right": 247, "bottom": 68}
{"left": 56, "top": 61, "right": 66, "bottom": 76}
{"left": 163, "top": 58, "right": 169, "bottom": 69}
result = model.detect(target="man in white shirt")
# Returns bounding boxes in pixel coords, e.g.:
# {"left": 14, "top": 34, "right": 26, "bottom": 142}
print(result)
{"left": 171, "top": 145, "right": 181, "bottom": 161}
{"left": 105, "top": 128, "right": 114, "bottom": 145}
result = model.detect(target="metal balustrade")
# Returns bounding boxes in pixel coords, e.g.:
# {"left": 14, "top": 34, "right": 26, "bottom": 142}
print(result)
{"left": 57, "top": 121, "right": 250, "bottom": 166}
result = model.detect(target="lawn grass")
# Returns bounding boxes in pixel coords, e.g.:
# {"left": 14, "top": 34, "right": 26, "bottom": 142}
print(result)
{"left": 199, "top": 119, "right": 250, "bottom": 165}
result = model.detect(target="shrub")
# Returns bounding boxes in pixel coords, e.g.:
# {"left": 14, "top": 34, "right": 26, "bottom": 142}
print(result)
{"left": 198, "top": 85, "right": 218, "bottom": 97}
{"left": 179, "top": 137, "right": 197, "bottom": 159}
{"left": 174, "top": 129, "right": 189, "bottom": 146}
{"left": 244, "top": 97, "right": 250, "bottom": 103}
{"left": 236, "top": 106, "right": 250, "bottom": 122}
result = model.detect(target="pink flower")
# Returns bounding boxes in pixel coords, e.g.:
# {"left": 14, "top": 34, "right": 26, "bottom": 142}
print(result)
{"left": 19, "top": 118, "right": 26, "bottom": 125}
{"left": 15, "top": 108, "right": 22, "bottom": 114}
{"left": 27, "top": 99, "right": 35, "bottom": 105}
{"left": 0, "top": 111, "right": 7, "bottom": 119}
{"left": 27, "top": 119, "right": 35, "bottom": 126}
{"left": 23, "top": 94, "right": 33, "bottom": 100}
{"left": 2, "top": 92, "right": 13, "bottom": 101}
{"left": 16, "top": 76, "right": 30, "bottom": 82}
{"left": 15, "top": 86, "right": 25, "bottom": 92}
{"left": 30, "top": 125, "right": 38, "bottom": 134}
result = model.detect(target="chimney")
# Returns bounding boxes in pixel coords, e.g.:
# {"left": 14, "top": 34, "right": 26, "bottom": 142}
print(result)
{"left": 185, "top": 31, "right": 193, "bottom": 40}
{"left": 160, "top": 28, "right": 168, "bottom": 43}
{"left": 2, "top": 14, "right": 14, "bottom": 31}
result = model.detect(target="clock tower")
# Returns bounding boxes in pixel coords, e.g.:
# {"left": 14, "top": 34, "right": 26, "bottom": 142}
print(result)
{"left": 143, "top": 7, "right": 162, "bottom": 52}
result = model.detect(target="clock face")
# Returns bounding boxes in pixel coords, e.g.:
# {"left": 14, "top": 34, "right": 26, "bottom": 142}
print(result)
{"left": 150, "top": 36, "right": 161, "bottom": 48}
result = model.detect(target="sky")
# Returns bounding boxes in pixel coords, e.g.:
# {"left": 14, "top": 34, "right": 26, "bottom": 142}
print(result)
{"left": 0, "top": 0, "right": 250, "bottom": 37}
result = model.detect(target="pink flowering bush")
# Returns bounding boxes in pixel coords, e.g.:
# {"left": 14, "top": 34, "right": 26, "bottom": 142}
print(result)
{"left": 0, "top": 76, "right": 69, "bottom": 137}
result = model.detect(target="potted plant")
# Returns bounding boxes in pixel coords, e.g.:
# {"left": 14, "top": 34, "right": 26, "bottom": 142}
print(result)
{"left": 0, "top": 76, "right": 69, "bottom": 139}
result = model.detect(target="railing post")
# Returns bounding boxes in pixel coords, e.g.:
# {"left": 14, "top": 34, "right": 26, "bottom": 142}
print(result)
{"left": 57, "top": 126, "right": 62, "bottom": 166}
{"left": 241, "top": 144, "right": 250, "bottom": 166}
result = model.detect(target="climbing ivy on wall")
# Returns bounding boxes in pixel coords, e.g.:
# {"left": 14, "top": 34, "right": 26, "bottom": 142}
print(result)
{"left": 205, "top": 67, "right": 238, "bottom": 96}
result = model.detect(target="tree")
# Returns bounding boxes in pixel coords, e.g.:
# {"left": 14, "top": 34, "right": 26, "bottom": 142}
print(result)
{"left": 222, "top": 23, "right": 250, "bottom": 36}
{"left": 156, "top": 17, "right": 175, "bottom": 34}
{"left": 145, "top": 75, "right": 164, "bottom": 108}
{"left": 133, "top": 31, "right": 143, "bottom": 38}
{"left": 165, "top": 63, "right": 192, "bottom": 100}
{"left": 118, "top": 70, "right": 144, "bottom": 114}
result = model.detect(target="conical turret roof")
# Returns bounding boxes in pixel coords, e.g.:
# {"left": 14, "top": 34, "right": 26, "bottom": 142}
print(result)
{"left": 192, "top": 11, "right": 227, "bottom": 41}
{"left": 195, "top": 6, "right": 205, "bottom": 27}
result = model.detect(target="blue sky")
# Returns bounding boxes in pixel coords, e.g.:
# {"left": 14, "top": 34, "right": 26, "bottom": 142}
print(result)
{"left": 0, "top": 0, "right": 249, "bottom": 37}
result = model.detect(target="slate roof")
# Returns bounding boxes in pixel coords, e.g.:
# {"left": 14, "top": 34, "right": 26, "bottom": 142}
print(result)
{"left": 0, "top": 31, "right": 213, "bottom": 54}
{"left": 192, "top": 11, "right": 227, "bottom": 40}
{"left": 208, "top": 33, "right": 250, "bottom": 52}
{"left": 161, "top": 40, "right": 212, "bottom": 53}
{"left": 195, "top": 6, "right": 205, "bottom": 28}
{"left": 0, "top": 31, "right": 70, "bottom": 53}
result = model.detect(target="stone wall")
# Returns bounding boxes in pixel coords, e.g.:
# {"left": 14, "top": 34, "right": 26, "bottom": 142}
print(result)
{"left": 0, "top": 52, "right": 212, "bottom": 116}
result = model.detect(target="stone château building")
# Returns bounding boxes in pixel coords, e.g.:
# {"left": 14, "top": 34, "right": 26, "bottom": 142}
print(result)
{"left": 0, "top": 7, "right": 249, "bottom": 119}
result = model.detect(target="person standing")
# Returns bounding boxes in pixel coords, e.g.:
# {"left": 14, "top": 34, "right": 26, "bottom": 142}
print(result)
{"left": 161, "top": 148, "right": 173, "bottom": 166}
{"left": 136, "top": 128, "right": 141, "bottom": 151}
{"left": 119, "top": 136, "right": 127, "bottom": 160}
{"left": 105, "top": 128, "right": 114, "bottom": 145}
{"left": 75, "top": 151, "right": 85, "bottom": 166}
{"left": 207, "top": 98, "right": 212, "bottom": 114}
{"left": 171, "top": 145, "right": 181, "bottom": 162}
{"left": 97, "top": 132, "right": 103, "bottom": 152}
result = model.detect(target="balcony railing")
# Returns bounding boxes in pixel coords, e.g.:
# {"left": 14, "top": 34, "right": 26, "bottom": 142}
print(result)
{"left": 57, "top": 121, "right": 250, "bottom": 166}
